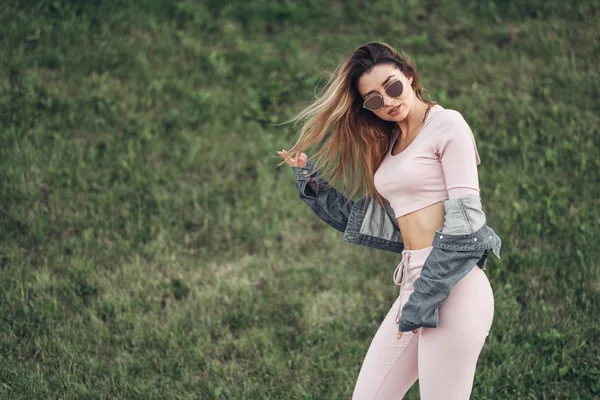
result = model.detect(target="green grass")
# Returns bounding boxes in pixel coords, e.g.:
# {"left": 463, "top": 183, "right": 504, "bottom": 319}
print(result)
{"left": 1, "top": 0, "right": 599, "bottom": 398}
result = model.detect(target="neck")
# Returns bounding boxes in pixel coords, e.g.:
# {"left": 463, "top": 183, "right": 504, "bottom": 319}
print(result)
{"left": 397, "top": 100, "right": 429, "bottom": 139}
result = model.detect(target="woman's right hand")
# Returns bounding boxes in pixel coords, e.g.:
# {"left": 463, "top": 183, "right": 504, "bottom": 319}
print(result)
{"left": 278, "top": 149, "right": 318, "bottom": 193}
{"left": 277, "top": 149, "right": 308, "bottom": 168}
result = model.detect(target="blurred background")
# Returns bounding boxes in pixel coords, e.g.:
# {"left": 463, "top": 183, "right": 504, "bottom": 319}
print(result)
{"left": 1, "top": 1, "right": 598, "bottom": 398}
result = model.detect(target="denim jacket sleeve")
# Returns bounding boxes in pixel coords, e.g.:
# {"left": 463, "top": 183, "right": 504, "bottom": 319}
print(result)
{"left": 397, "top": 195, "right": 502, "bottom": 332}
{"left": 291, "top": 158, "right": 354, "bottom": 233}
{"left": 291, "top": 158, "right": 403, "bottom": 252}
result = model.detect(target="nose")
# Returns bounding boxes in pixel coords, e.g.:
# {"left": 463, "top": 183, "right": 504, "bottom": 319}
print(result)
{"left": 383, "top": 92, "right": 397, "bottom": 107}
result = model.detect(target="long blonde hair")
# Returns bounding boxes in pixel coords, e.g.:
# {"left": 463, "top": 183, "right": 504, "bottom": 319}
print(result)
{"left": 281, "top": 42, "right": 436, "bottom": 209}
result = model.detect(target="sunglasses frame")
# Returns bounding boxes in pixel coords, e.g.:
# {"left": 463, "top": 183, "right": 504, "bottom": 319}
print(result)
{"left": 362, "top": 79, "right": 404, "bottom": 112}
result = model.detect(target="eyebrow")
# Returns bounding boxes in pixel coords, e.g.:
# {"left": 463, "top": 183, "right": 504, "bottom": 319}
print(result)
{"left": 363, "top": 75, "right": 395, "bottom": 98}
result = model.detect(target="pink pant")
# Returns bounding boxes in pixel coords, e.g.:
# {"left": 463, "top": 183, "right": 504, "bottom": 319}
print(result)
{"left": 352, "top": 246, "right": 494, "bottom": 400}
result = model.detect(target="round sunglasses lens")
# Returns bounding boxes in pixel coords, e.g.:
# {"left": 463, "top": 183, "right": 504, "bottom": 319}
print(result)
{"left": 386, "top": 80, "right": 403, "bottom": 98}
{"left": 364, "top": 96, "right": 383, "bottom": 111}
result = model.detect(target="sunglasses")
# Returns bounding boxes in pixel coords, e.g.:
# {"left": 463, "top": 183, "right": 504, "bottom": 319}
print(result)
{"left": 362, "top": 79, "right": 404, "bottom": 112}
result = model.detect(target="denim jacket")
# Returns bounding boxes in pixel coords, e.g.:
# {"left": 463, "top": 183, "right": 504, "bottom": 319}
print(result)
{"left": 291, "top": 158, "right": 502, "bottom": 332}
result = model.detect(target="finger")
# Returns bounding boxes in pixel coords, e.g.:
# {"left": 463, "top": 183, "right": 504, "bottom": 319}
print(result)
{"left": 283, "top": 150, "right": 297, "bottom": 167}
{"left": 299, "top": 152, "right": 307, "bottom": 168}
{"left": 276, "top": 151, "right": 290, "bottom": 166}
{"left": 279, "top": 150, "right": 294, "bottom": 167}
{"left": 289, "top": 150, "right": 298, "bottom": 166}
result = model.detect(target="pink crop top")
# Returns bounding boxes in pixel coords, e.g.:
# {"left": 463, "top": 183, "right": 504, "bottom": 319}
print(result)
{"left": 374, "top": 105, "right": 481, "bottom": 218}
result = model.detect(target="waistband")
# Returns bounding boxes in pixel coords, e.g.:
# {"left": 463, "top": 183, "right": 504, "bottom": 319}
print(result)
{"left": 402, "top": 246, "right": 434, "bottom": 265}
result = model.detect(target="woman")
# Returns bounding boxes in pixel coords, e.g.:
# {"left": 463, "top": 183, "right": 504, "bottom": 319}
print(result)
{"left": 277, "top": 42, "right": 500, "bottom": 399}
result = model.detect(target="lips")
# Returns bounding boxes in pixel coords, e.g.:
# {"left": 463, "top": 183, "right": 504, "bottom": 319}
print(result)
{"left": 389, "top": 105, "right": 401, "bottom": 115}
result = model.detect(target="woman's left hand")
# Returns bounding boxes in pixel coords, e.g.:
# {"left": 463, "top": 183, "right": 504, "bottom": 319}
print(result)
{"left": 397, "top": 329, "right": 419, "bottom": 340}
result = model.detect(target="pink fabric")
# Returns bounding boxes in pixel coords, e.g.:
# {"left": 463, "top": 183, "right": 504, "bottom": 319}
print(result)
{"left": 352, "top": 246, "right": 494, "bottom": 399}
{"left": 374, "top": 105, "right": 481, "bottom": 216}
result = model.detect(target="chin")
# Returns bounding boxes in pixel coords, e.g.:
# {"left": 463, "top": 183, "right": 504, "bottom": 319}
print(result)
{"left": 391, "top": 113, "right": 408, "bottom": 122}
{"left": 381, "top": 109, "right": 408, "bottom": 122}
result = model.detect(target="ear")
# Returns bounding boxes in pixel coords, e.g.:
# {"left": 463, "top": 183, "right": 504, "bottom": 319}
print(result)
{"left": 407, "top": 75, "right": 414, "bottom": 85}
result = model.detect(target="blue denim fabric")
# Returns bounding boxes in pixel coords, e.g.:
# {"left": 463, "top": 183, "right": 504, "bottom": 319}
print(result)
{"left": 291, "top": 158, "right": 502, "bottom": 332}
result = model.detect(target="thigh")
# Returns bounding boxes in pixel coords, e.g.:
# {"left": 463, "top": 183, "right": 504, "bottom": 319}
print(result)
{"left": 352, "top": 294, "right": 420, "bottom": 400}
{"left": 417, "top": 266, "right": 495, "bottom": 400}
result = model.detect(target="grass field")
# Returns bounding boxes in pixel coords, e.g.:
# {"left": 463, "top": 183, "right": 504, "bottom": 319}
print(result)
{"left": 1, "top": 0, "right": 599, "bottom": 398}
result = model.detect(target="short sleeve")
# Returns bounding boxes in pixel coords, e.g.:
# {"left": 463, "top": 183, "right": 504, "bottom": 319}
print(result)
{"left": 435, "top": 111, "right": 481, "bottom": 199}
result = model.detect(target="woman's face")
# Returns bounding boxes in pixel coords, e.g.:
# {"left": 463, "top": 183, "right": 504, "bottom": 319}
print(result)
{"left": 357, "top": 64, "right": 415, "bottom": 122}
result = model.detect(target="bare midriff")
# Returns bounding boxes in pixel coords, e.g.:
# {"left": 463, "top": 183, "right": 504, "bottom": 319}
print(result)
{"left": 396, "top": 201, "right": 445, "bottom": 250}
